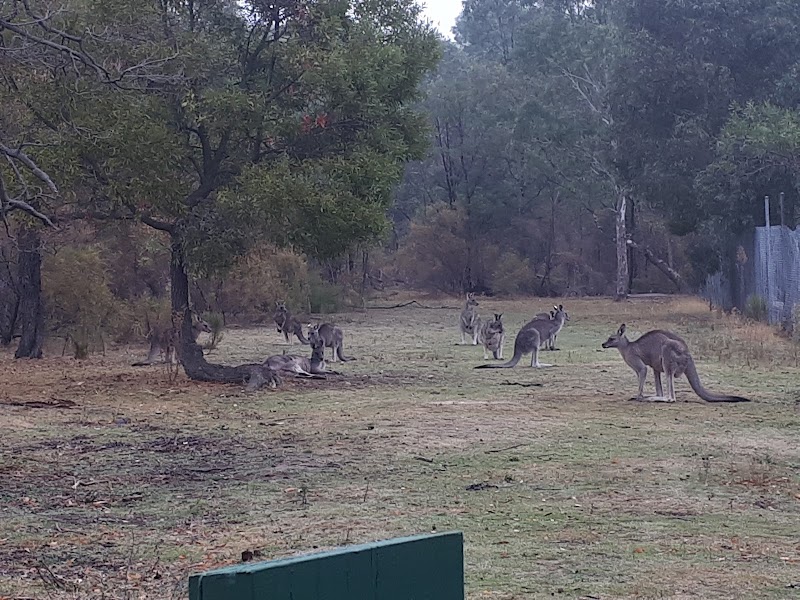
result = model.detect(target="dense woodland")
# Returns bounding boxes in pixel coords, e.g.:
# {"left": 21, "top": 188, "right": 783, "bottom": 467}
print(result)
{"left": 2, "top": 0, "right": 800, "bottom": 372}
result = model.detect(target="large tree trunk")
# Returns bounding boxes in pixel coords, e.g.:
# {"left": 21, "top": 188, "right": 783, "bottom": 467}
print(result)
{"left": 15, "top": 228, "right": 45, "bottom": 358}
{"left": 614, "top": 191, "right": 629, "bottom": 301}
{"left": 0, "top": 268, "right": 18, "bottom": 345}
{"left": 169, "top": 232, "right": 279, "bottom": 388}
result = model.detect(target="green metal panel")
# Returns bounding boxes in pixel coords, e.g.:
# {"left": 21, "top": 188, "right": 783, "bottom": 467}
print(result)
{"left": 188, "top": 531, "right": 464, "bottom": 600}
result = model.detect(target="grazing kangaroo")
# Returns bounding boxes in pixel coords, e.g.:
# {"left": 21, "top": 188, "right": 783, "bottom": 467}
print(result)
{"left": 132, "top": 313, "right": 211, "bottom": 366}
{"left": 475, "top": 306, "right": 568, "bottom": 369}
{"left": 459, "top": 293, "right": 480, "bottom": 345}
{"left": 601, "top": 324, "right": 751, "bottom": 403}
{"left": 263, "top": 337, "right": 337, "bottom": 377}
{"left": 308, "top": 322, "right": 355, "bottom": 362}
{"left": 273, "top": 301, "right": 309, "bottom": 345}
{"left": 478, "top": 313, "right": 505, "bottom": 360}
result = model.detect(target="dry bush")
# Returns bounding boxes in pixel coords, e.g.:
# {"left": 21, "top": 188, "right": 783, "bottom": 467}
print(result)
{"left": 391, "top": 204, "right": 472, "bottom": 293}
{"left": 43, "top": 246, "right": 120, "bottom": 358}
{"left": 489, "top": 251, "right": 537, "bottom": 295}
{"left": 196, "top": 244, "right": 312, "bottom": 321}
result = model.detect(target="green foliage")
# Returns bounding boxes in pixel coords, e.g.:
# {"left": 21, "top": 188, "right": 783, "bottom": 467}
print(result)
{"left": 43, "top": 247, "right": 119, "bottom": 358}
{"left": 744, "top": 294, "right": 768, "bottom": 322}
{"left": 307, "top": 273, "right": 345, "bottom": 314}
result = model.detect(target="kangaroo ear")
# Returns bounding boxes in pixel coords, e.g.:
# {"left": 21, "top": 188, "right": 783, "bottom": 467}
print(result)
{"left": 559, "top": 304, "right": 563, "bottom": 310}
{"left": 619, "top": 324, "right": 626, "bottom": 334}
{"left": 553, "top": 305, "right": 558, "bottom": 311}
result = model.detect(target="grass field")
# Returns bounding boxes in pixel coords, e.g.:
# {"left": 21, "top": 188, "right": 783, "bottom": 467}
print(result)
{"left": 1, "top": 295, "right": 799, "bottom": 599}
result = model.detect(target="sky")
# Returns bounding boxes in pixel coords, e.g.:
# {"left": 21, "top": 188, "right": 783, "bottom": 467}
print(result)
{"left": 420, "top": 0, "right": 462, "bottom": 39}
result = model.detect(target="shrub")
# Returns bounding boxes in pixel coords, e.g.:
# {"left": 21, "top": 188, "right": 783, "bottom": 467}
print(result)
{"left": 744, "top": 294, "right": 768, "bottom": 322}
{"left": 308, "top": 272, "right": 344, "bottom": 313}
{"left": 198, "top": 244, "right": 311, "bottom": 321}
{"left": 490, "top": 251, "right": 536, "bottom": 296}
{"left": 43, "top": 247, "right": 119, "bottom": 358}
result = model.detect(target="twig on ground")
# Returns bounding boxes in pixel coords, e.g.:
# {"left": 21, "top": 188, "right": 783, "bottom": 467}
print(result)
{"left": 485, "top": 443, "right": 529, "bottom": 454}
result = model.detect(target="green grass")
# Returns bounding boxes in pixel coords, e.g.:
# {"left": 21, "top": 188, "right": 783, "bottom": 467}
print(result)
{"left": 0, "top": 295, "right": 798, "bottom": 599}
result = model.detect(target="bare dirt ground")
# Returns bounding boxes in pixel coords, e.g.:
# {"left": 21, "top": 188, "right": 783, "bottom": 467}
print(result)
{"left": 1, "top": 295, "right": 799, "bottom": 599}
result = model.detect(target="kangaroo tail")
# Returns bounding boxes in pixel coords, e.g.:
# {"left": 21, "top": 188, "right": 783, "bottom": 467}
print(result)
{"left": 475, "top": 349, "right": 522, "bottom": 369}
{"left": 336, "top": 345, "right": 356, "bottom": 362}
{"left": 684, "top": 356, "right": 751, "bottom": 403}
{"left": 296, "top": 329, "right": 310, "bottom": 345}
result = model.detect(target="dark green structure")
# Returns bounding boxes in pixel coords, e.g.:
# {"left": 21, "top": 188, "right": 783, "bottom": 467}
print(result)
{"left": 188, "top": 531, "right": 464, "bottom": 600}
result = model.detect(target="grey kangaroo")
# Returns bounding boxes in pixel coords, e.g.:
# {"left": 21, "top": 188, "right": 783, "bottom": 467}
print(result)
{"left": 538, "top": 304, "right": 569, "bottom": 350}
{"left": 459, "top": 292, "right": 480, "bottom": 345}
{"left": 601, "top": 324, "right": 751, "bottom": 403}
{"left": 478, "top": 313, "right": 505, "bottom": 360}
{"left": 263, "top": 337, "right": 337, "bottom": 378}
{"left": 273, "top": 301, "right": 309, "bottom": 345}
{"left": 308, "top": 322, "right": 355, "bottom": 362}
{"left": 475, "top": 306, "right": 568, "bottom": 369}
{"left": 132, "top": 314, "right": 211, "bottom": 366}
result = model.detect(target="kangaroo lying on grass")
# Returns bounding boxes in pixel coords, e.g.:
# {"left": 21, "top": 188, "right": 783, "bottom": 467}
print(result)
{"left": 262, "top": 337, "right": 338, "bottom": 378}
{"left": 273, "top": 301, "right": 309, "bottom": 345}
{"left": 459, "top": 293, "right": 480, "bottom": 345}
{"left": 132, "top": 314, "right": 211, "bottom": 366}
{"left": 478, "top": 313, "right": 505, "bottom": 360}
{"left": 601, "top": 324, "right": 751, "bottom": 403}
{"left": 308, "top": 323, "right": 355, "bottom": 362}
{"left": 475, "top": 306, "right": 568, "bottom": 369}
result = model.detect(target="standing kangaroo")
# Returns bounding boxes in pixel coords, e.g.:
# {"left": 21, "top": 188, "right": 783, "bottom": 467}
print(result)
{"left": 475, "top": 306, "right": 568, "bottom": 369}
{"left": 273, "top": 301, "right": 309, "bottom": 345}
{"left": 478, "top": 313, "right": 505, "bottom": 360}
{"left": 308, "top": 323, "right": 355, "bottom": 362}
{"left": 539, "top": 304, "right": 569, "bottom": 350}
{"left": 601, "top": 324, "right": 751, "bottom": 403}
{"left": 459, "top": 293, "right": 481, "bottom": 345}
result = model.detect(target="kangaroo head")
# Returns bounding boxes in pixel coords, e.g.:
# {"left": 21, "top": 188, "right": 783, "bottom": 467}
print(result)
{"left": 602, "top": 324, "right": 627, "bottom": 348}
{"left": 275, "top": 300, "right": 287, "bottom": 311}
{"left": 192, "top": 316, "right": 212, "bottom": 334}
{"left": 465, "top": 292, "right": 478, "bottom": 307}
{"left": 494, "top": 313, "right": 503, "bottom": 322}
{"left": 553, "top": 304, "right": 570, "bottom": 322}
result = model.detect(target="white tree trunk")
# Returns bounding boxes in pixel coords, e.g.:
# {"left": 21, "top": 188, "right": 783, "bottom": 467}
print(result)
{"left": 615, "top": 191, "right": 628, "bottom": 301}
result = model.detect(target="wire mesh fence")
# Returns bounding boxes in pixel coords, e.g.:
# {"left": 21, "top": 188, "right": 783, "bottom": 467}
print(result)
{"left": 702, "top": 225, "right": 800, "bottom": 329}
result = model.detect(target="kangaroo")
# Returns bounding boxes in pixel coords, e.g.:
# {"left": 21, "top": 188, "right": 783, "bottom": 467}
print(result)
{"left": 475, "top": 307, "right": 568, "bottom": 369}
{"left": 308, "top": 322, "right": 355, "bottom": 362}
{"left": 478, "top": 313, "right": 505, "bottom": 360}
{"left": 263, "top": 337, "right": 337, "bottom": 377}
{"left": 273, "top": 301, "right": 309, "bottom": 345}
{"left": 459, "top": 293, "right": 480, "bottom": 345}
{"left": 132, "top": 313, "right": 211, "bottom": 366}
{"left": 541, "top": 304, "right": 569, "bottom": 350}
{"left": 601, "top": 324, "right": 751, "bottom": 403}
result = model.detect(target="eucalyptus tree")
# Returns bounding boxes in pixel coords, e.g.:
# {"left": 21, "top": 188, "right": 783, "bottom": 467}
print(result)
{"left": 2, "top": 0, "right": 440, "bottom": 375}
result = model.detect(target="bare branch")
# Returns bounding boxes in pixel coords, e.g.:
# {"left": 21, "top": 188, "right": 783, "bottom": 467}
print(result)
{"left": 0, "top": 143, "right": 59, "bottom": 194}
